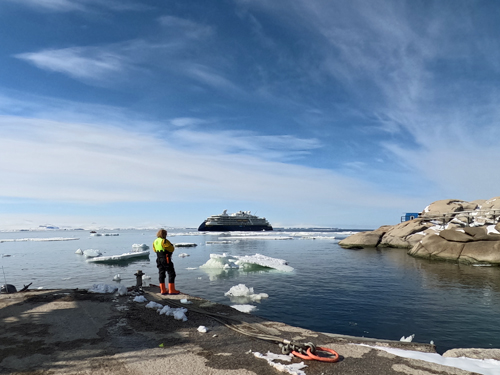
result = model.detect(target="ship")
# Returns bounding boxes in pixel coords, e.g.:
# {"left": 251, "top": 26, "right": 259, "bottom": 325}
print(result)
{"left": 198, "top": 210, "right": 273, "bottom": 231}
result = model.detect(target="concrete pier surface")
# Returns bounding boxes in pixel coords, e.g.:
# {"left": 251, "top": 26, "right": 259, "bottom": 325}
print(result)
{"left": 0, "top": 287, "right": 490, "bottom": 374}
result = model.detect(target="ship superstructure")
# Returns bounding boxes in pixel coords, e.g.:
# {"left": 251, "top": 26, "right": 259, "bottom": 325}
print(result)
{"left": 198, "top": 210, "right": 273, "bottom": 231}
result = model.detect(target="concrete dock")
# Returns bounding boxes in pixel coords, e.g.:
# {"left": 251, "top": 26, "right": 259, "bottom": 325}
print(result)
{"left": 0, "top": 287, "right": 485, "bottom": 374}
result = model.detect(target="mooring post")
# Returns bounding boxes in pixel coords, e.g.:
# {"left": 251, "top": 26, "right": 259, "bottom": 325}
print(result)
{"left": 134, "top": 270, "right": 144, "bottom": 287}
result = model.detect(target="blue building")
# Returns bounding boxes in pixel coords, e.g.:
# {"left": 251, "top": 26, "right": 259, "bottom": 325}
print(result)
{"left": 401, "top": 212, "right": 420, "bottom": 222}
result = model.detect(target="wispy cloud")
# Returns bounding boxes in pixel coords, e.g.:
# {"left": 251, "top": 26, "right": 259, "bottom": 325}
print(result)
{"left": 235, "top": 0, "right": 500, "bottom": 200}
{"left": 0, "top": 111, "right": 416, "bottom": 217}
{"left": 15, "top": 47, "right": 129, "bottom": 82}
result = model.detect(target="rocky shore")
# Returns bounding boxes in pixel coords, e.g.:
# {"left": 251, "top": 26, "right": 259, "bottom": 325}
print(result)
{"left": 339, "top": 197, "right": 500, "bottom": 265}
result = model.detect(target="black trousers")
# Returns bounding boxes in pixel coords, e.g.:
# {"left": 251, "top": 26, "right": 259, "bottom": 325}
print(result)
{"left": 156, "top": 256, "right": 176, "bottom": 284}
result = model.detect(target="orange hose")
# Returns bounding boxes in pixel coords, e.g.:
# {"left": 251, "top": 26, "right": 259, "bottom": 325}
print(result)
{"left": 292, "top": 347, "right": 339, "bottom": 362}
{"left": 306, "top": 347, "right": 339, "bottom": 362}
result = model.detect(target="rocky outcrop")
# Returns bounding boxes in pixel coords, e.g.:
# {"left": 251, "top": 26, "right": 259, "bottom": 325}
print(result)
{"left": 339, "top": 196, "right": 500, "bottom": 265}
{"left": 338, "top": 226, "right": 391, "bottom": 249}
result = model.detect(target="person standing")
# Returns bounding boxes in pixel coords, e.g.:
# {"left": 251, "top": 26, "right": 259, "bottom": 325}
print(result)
{"left": 153, "top": 229, "right": 180, "bottom": 295}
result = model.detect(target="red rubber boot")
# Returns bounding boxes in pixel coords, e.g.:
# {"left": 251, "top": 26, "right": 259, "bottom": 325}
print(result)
{"left": 168, "top": 283, "right": 180, "bottom": 295}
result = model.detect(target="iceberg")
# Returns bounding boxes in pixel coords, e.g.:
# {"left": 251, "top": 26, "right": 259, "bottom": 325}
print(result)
{"left": 225, "top": 284, "right": 269, "bottom": 303}
{"left": 83, "top": 249, "right": 102, "bottom": 258}
{"left": 200, "top": 253, "right": 293, "bottom": 272}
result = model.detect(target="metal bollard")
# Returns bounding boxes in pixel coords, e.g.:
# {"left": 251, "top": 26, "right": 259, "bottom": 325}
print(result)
{"left": 134, "top": 270, "right": 144, "bottom": 287}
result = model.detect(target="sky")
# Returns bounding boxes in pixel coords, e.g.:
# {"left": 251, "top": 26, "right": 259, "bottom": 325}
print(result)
{"left": 1, "top": 0, "right": 500, "bottom": 230}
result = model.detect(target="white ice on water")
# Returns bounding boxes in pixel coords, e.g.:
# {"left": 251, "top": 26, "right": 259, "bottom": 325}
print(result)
{"left": 0, "top": 237, "right": 79, "bottom": 243}
{"left": 221, "top": 236, "right": 293, "bottom": 240}
{"left": 200, "top": 253, "right": 294, "bottom": 272}
{"left": 178, "top": 253, "right": 190, "bottom": 257}
{"left": 83, "top": 249, "right": 102, "bottom": 258}
{"left": 359, "top": 345, "right": 500, "bottom": 375}
{"left": 231, "top": 304, "right": 257, "bottom": 313}
{"left": 253, "top": 351, "right": 307, "bottom": 375}
{"left": 225, "top": 284, "right": 268, "bottom": 301}
{"left": 75, "top": 248, "right": 83, "bottom": 254}
{"left": 132, "top": 243, "right": 149, "bottom": 250}
{"left": 400, "top": 334, "right": 414, "bottom": 342}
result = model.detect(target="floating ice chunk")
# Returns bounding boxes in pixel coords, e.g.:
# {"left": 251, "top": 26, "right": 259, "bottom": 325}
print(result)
{"left": 235, "top": 254, "right": 294, "bottom": 272}
{"left": 225, "top": 284, "right": 268, "bottom": 304}
{"left": 142, "top": 274, "right": 151, "bottom": 286}
{"left": 178, "top": 253, "right": 190, "bottom": 258}
{"left": 206, "top": 240, "right": 235, "bottom": 244}
{"left": 400, "top": 334, "right": 415, "bottom": 342}
{"left": 75, "top": 248, "right": 83, "bottom": 255}
{"left": 134, "top": 295, "right": 148, "bottom": 303}
{"left": 200, "top": 253, "right": 293, "bottom": 272}
{"left": 83, "top": 249, "right": 102, "bottom": 258}
{"left": 200, "top": 253, "right": 239, "bottom": 269}
{"left": 88, "top": 283, "right": 117, "bottom": 294}
{"left": 221, "top": 236, "right": 293, "bottom": 240}
{"left": 90, "top": 233, "right": 102, "bottom": 236}
{"left": 174, "top": 243, "right": 197, "bottom": 247}
{"left": 198, "top": 325, "right": 208, "bottom": 333}
{"left": 253, "top": 351, "right": 306, "bottom": 375}
{"left": 186, "top": 267, "right": 198, "bottom": 270}
{"left": 231, "top": 304, "right": 257, "bottom": 313}
{"left": 113, "top": 274, "right": 121, "bottom": 281}
{"left": 132, "top": 243, "right": 149, "bottom": 250}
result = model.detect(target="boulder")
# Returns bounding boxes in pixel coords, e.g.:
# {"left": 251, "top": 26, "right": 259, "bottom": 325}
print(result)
{"left": 438, "top": 229, "right": 474, "bottom": 242}
{"left": 420, "top": 199, "right": 477, "bottom": 218}
{"left": 338, "top": 225, "right": 390, "bottom": 249}
{"left": 409, "top": 234, "right": 465, "bottom": 261}
{"left": 460, "top": 241, "right": 500, "bottom": 264}
{"left": 379, "top": 219, "right": 434, "bottom": 249}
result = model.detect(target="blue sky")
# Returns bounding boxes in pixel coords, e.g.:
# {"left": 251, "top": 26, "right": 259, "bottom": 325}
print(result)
{"left": 1, "top": 0, "right": 500, "bottom": 230}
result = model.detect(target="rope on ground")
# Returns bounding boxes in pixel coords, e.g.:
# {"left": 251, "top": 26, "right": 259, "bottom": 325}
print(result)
{"left": 154, "top": 292, "right": 339, "bottom": 363}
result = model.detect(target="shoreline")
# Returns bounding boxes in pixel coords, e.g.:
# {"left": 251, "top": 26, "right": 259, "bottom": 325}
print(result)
{"left": 1, "top": 287, "right": 498, "bottom": 374}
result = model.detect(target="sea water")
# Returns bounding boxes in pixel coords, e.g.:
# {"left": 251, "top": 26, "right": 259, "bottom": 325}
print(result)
{"left": 1, "top": 228, "right": 500, "bottom": 354}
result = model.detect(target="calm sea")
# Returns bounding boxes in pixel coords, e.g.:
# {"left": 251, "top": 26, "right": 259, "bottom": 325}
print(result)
{"left": 1, "top": 228, "right": 499, "bottom": 354}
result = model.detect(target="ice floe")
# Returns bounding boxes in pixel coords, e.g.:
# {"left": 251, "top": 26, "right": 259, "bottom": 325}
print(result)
{"left": 231, "top": 304, "right": 257, "bottom": 313}
{"left": 225, "top": 284, "right": 268, "bottom": 303}
{"left": 400, "top": 334, "right": 414, "bottom": 342}
{"left": 174, "top": 243, "right": 197, "bottom": 247}
{"left": 132, "top": 243, "right": 149, "bottom": 249}
{"left": 83, "top": 249, "right": 102, "bottom": 258}
{"left": 200, "top": 253, "right": 293, "bottom": 272}
{"left": 0, "top": 237, "right": 79, "bottom": 243}
{"left": 178, "top": 253, "right": 190, "bottom": 257}
{"left": 220, "top": 236, "right": 293, "bottom": 240}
